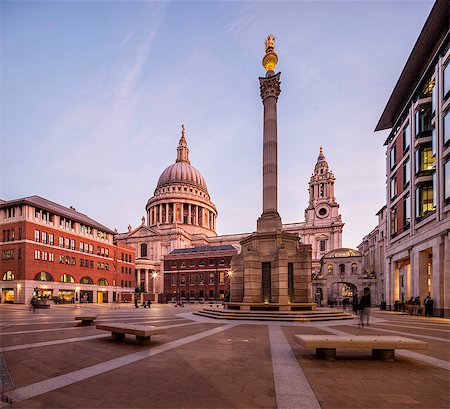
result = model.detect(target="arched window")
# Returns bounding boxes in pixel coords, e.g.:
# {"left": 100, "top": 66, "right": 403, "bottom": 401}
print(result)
{"left": 80, "top": 276, "right": 93, "bottom": 284}
{"left": 327, "top": 264, "right": 333, "bottom": 275}
{"left": 2, "top": 271, "right": 14, "bottom": 281}
{"left": 60, "top": 274, "right": 75, "bottom": 283}
{"left": 339, "top": 264, "right": 346, "bottom": 275}
{"left": 351, "top": 263, "right": 358, "bottom": 274}
{"left": 34, "top": 272, "right": 54, "bottom": 282}
{"left": 98, "top": 278, "right": 108, "bottom": 286}
{"left": 140, "top": 243, "right": 148, "bottom": 258}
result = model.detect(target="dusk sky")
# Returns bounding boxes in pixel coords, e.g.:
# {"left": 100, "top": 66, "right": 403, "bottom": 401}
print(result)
{"left": 1, "top": 1, "right": 434, "bottom": 248}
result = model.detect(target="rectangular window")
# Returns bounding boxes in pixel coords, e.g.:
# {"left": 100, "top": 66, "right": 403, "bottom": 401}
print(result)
{"left": 445, "top": 159, "right": 450, "bottom": 205}
{"left": 101, "top": 263, "right": 105, "bottom": 270}
{"left": 415, "top": 106, "right": 432, "bottom": 136}
{"left": 209, "top": 272, "right": 215, "bottom": 284}
{"left": 80, "top": 242, "right": 84, "bottom": 252}
{"left": 415, "top": 184, "right": 434, "bottom": 218}
{"left": 49, "top": 253, "right": 54, "bottom": 262}
{"left": 320, "top": 240, "right": 326, "bottom": 252}
{"left": 59, "top": 236, "right": 64, "bottom": 247}
{"left": 65, "top": 238, "right": 70, "bottom": 249}
{"left": 18, "top": 249, "right": 22, "bottom": 259}
{"left": 199, "top": 274, "right": 204, "bottom": 285}
{"left": 89, "top": 244, "right": 93, "bottom": 254}
{"left": 444, "top": 111, "right": 450, "bottom": 146}
{"left": 390, "top": 177, "right": 397, "bottom": 199}
{"left": 105, "top": 263, "right": 109, "bottom": 270}
{"left": 90, "top": 261, "right": 94, "bottom": 268}
{"left": 415, "top": 146, "right": 434, "bottom": 174}
{"left": 59, "top": 255, "right": 64, "bottom": 264}
{"left": 219, "top": 272, "right": 224, "bottom": 284}
{"left": 42, "top": 231, "right": 47, "bottom": 244}
{"left": 180, "top": 274, "right": 185, "bottom": 285}
{"left": 209, "top": 258, "right": 215, "bottom": 266}
{"left": 97, "top": 262, "right": 101, "bottom": 269}
{"left": 42, "top": 251, "right": 48, "bottom": 261}
{"left": 19, "top": 228, "right": 22, "bottom": 240}
{"left": 390, "top": 146, "right": 396, "bottom": 169}
{"left": 189, "top": 260, "right": 195, "bottom": 267}
{"left": 199, "top": 289, "right": 204, "bottom": 298}
{"left": 48, "top": 233, "right": 54, "bottom": 245}
{"left": 390, "top": 206, "right": 398, "bottom": 236}
{"left": 80, "top": 259, "right": 85, "bottom": 267}
{"left": 403, "top": 195, "right": 411, "bottom": 227}
{"left": 105, "top": 248, "right": 109, "bottom": 257}
{"left": 403, "top": 124, "right": 410, "bottom": 151}
{"left": 189, "top": 274, "right": 195, "bottom": 285}
{"left": 34, "top": 250, "right": 41, "bottom": 260}
{"left": 171, "top": 274, "right": 177, "bottom": 285}
{"left": 209, "top": 290, "right": 214, "bottom": 298}
{"left": 34, "top": 230, "right": 40, "bottom": 242}
{"left": 403, "top": 159, "right": 410, "bottom": 186}
{"left": 444, "top": 63, "right": 450, "bottom": 99}
{"left": 65, "top": 256, "right": 70, "bottom": 264}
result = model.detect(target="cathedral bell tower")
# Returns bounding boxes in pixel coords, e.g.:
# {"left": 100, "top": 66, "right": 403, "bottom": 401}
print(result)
{"left": 305, "top": 147, "right": 341, "bottom": 226}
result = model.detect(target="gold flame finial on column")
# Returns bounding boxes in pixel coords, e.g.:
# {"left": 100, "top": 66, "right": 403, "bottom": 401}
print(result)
{"left": 262, "top": 34, "right": 278, "bottom": 73}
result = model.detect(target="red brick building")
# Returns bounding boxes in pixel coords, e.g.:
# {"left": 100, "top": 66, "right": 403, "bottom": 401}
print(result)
{"left": 163, "top": 245, "right": 236, "bottom": 303}
{"left": 0, "top": 196, "right": 135, "bottom": 304}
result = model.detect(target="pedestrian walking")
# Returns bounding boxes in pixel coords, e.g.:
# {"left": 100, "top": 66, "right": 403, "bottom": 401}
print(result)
{"left": 352, "top": 295, "right": 358, "bottom": 316}
{"left": 134, "top": 298, "right": 138, "bottom": 308}
{"left": 29, "top": 296, "right": 36, "bottom": 312}
{"left": 358, "top": 289, "right": 371, "bottom": 327}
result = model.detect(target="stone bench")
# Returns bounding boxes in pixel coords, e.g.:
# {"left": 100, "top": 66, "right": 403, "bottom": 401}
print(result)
{"left": 75, "top": 313, "right": 98, "bottom": 326}
{"left": 96, "top": 323, "right": 167, "bottom": 344}
{"left": 294, "top": 334, "right": 428, "bottom": 361}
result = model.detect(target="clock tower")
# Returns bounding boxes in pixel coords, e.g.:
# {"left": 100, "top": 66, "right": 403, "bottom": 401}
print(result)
{"left": 305, "top": 147, "right": 341, "bottom": 227}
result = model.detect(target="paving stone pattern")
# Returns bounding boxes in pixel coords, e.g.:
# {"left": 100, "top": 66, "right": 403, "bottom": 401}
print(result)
{"left": 0, "top": 304, "right": 448, "bottom": 408}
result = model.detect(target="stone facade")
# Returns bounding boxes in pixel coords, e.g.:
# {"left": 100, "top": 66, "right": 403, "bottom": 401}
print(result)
{"left": 373, "top": 0, "right": 450, "bottom": 317}
{"left": 312, "top": 248, "right": 377, "bottom": 307}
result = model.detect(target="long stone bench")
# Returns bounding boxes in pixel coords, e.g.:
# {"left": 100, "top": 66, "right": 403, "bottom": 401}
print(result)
{"left": 75, "top": 313, "right": 98, "bottom": 326}
{"left": 294, "top": 334, "right": 428, "bottom": 361}
{"left": 96, "top": 323, "right": 167, "bottom": 344}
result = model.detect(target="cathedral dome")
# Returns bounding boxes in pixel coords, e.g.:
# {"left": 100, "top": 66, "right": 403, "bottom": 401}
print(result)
{"left": 157, "top": 162, "right": 207, "bottom": 191}
{"left": 146, "top": 125, "right": 217, "bottom": 237}
{"left": 155, "top": 125, "right": 208, "bottom": 192}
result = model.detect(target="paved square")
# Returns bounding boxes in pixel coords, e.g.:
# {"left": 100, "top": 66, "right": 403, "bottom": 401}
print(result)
{"left": 0, "top": 304, "right": 448, "bottom": 408}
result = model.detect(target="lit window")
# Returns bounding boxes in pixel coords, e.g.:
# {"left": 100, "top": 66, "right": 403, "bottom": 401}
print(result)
{"left": 415, "top": 183, "right": 434, "bottom": 218}
{"left": 2, "top": 271, "right": 14, "bottom": 281}
{"left": 327, "top": 264, "right": 333, "bottom": 275}
{"left": 415, "top": 146, "right": 434, "bottom": 174}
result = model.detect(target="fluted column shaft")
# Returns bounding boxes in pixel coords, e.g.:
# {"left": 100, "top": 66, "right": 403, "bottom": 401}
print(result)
{"left": 259, "top": 72, "right": 281, "bottom": 215}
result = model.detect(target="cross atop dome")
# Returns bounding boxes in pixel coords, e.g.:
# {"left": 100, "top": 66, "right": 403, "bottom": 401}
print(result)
{"left": 176, "top": 124, "right": 190, "bottom": 163}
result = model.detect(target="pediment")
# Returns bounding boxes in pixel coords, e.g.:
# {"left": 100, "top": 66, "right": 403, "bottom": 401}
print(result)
{"left": 126, "top": 225, "right": 159, "bottom": 239}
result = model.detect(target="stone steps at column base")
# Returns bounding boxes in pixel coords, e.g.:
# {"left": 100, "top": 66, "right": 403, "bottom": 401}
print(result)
{"left": 193, "top": 309, "right": 355, "bottom": 322}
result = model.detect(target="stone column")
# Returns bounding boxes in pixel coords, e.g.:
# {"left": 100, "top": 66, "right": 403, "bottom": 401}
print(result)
{"left": 188, "top": 204, "right": 192, "bottom": 224}
{"left": 136, "top": 269, "right": 141, "bottom": 289}
{"left": 159, "top": 205, "right": 162, "bottom": 224}
{"left": 165, "top": 203, "right": 169, "bottom": 223}
{"left": 145, "top": 269, "right": 149, "bottom": 293}
{"left": 260, "top": 72, "right": 280, "bottom": 214}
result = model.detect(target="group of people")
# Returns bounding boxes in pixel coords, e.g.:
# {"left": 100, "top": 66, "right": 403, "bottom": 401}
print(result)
{"left": 134, "top": 299, "right": 152, "bottom": 308}
{"left": 406, "top": 294, "right": 434, "bottom": 316}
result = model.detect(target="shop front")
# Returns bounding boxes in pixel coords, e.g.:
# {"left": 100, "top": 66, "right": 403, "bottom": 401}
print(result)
{"left": 2, "top": 288, "right": 15, "bottom": 303}
{"left": 97, "top": 291, "right": 108, "bottom": 303}
{"left": 80, "top": 290, "right": 93, "bottom": 303}
{"left": 58, "top": 290, "right": 75, "bottom": 303}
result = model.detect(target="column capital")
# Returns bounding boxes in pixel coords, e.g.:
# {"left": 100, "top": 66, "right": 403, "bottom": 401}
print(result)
{"left": 259, "top": 72, "right": 281, "bottom": 102}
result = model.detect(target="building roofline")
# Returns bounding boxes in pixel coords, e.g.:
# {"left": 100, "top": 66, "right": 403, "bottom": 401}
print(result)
{"left": 0, "top": 195, "right": 115, "bottom": 234}
{"left": 375, "top": 0, "right": 449, "bottom": 132}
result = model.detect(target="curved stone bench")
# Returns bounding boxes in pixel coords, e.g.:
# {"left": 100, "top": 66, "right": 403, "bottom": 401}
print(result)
{"left": 294, "top": 334, "right": 428, "bottom": 361}
{"left": 96, "top": 323, "right": 167, "bottom": 344}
